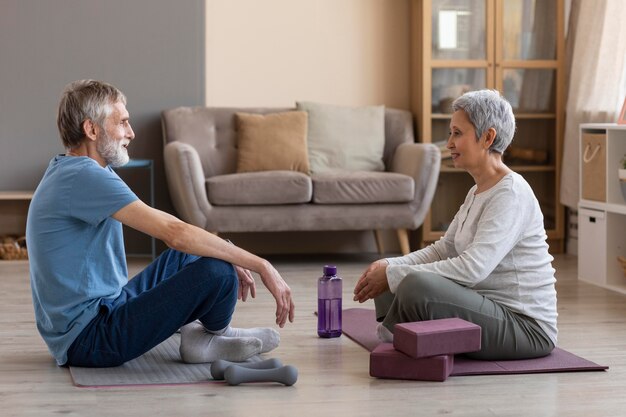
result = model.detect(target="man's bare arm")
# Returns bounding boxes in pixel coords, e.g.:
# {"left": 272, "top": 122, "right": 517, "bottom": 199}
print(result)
{"left": 112, "top": 200, "right": 295, "bottom": 326}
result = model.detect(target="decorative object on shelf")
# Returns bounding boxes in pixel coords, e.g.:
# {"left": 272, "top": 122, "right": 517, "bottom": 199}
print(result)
{"left": 617, "top": 98, "right": 626, "bottom": 125}
{"left": 433, "top": 140, "right": 451, "bottom": 161}
{"left": 506, "top": 146, "right": 549, "bottom": 165}
{"left": 437, "top": 84, "right": 471, "bottom": 114}
{"left": 0, "top": 235, "right": 28, "bottom": 260}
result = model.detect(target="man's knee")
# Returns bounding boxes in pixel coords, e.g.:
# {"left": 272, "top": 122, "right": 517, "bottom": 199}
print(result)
{"left": 192, "top": 257, "right": 238, "bottom": 295}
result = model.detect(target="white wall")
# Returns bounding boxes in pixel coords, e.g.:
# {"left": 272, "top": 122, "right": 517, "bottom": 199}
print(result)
{"left": 204, "top": 0, "right": 414, "bottom": 254}
{"left": 205, "top": 0, "right": 410, "bottom": 109}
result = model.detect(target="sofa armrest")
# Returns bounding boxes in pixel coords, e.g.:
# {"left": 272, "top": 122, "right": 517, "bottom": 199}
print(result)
{"left": 391, "top": 143, "right": 441, "bottom": 229}
{"left": 164, "top": 142, "right": 213, "bottom": 228}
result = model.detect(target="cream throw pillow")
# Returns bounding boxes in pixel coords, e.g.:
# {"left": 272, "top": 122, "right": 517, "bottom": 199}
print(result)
{"left": 296, "top": 101, "right": 385, "bottom": 173}
{"left": 236, "top": 111, "right": 309, "bottom": 174}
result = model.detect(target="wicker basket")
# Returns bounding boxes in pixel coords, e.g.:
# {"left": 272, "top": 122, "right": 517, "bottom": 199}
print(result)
{"left": 618, "top": 256, "right": 626, "bottom": 278}
{"left": 0, "top": 236, "right": 28, "bottom": 260}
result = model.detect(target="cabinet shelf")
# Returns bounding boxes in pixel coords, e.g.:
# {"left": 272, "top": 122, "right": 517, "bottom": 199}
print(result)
{"left": 440, "top": 165, "right": 555, "bottom": 173}
{"left": 515, "top": 113, "right": 557, "bottom": 120}
{"left": 499, "top": 60, "right": 559, "bottom": 69}
{"left": 580, "top": 200, "right": 626, "bottom": 216}
{"left": 0, "top": 191, "right": 34, "bottom": 200}
{"left": 430, "top": 60, "right": 559, "bottom": 69}
{"left": 431, "top": 60, "right": 490, "bottom": 68}
{"left": 432, "top": 113, "right": 556, "bottom": 119}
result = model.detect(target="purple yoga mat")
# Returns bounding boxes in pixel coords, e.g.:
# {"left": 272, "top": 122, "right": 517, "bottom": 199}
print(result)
{"left": 343, "top": 308, "right": 608, "bottom": 376}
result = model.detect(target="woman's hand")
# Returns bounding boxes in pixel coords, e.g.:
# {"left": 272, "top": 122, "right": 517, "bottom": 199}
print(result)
{"left": 353, "top": 259, "right": 390, "bottom": 303}
{"left": 234, "top": 265, "right": 256, "bottom": 302}
{"left": 257, "top": 261, "right": 295, "bottom": 328}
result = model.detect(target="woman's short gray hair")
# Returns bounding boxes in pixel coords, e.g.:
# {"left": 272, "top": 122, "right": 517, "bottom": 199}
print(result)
{"left": 57, "top": 80, "right": 127, "bottom": 149}
{"left": 452, "top": 89, "right": 515, "bottom": 153}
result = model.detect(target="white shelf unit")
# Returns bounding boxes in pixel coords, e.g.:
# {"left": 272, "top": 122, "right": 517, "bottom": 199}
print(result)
{"left": 578, "top": 123, "right": 626, "bottom": 294}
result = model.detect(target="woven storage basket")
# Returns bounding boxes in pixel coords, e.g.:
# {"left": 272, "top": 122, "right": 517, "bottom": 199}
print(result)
{"left": 0, "top": 236, "right": 28, "bottom": 260}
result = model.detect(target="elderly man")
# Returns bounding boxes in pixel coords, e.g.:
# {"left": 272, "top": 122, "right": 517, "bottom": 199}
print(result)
{"left": 27, "top": 80, "right": 295, "bottom": 367}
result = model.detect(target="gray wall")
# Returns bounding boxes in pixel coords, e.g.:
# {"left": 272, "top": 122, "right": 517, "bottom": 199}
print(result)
{"left": 0, "top": 0, "right": 204, "bottom": 253}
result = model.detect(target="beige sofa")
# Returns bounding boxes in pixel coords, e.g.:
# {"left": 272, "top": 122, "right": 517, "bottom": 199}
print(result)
{"left": 161, "top": 106, "right": 440, "bottom": 254}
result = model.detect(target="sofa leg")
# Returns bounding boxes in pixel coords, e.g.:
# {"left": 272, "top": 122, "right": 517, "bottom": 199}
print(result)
{"left": 396, "top": 229, "right": 410, "bottom": 255}
{"left": 374, "top": 230, "right": 385, "bottom": 254}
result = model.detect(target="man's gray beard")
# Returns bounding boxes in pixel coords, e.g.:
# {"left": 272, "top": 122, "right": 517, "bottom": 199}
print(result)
{"left": 97, "top": 131, "right": 129, "bottom": 168}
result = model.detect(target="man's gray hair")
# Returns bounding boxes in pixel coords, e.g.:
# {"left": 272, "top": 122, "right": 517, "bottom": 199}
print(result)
{"left": 57, "top": 80, "right": 127, "bottom": 149}
{"left": 451, "top": 89, "right": 515, "bottom": 153}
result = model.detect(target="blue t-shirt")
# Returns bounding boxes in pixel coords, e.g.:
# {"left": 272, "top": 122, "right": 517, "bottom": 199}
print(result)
{"left": 26, "top": 156, "right": 138, "bottom": 365}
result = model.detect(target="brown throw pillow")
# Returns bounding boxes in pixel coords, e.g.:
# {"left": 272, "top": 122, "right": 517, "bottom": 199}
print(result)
{"left": 236, "top": 111, "right": 310, "bottom": 174}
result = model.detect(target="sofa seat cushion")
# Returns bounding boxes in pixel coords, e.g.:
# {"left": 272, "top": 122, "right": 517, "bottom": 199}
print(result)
{"left": 312, "top": 171, "right": 414, "bottom": 204}
{"left": 207, "top": 171, "right": 312, "bottom": 205}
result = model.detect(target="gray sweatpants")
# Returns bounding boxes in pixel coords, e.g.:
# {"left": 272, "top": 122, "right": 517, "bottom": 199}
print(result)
{"left": 375, "top": 271, "right": 554, "bottom": 360}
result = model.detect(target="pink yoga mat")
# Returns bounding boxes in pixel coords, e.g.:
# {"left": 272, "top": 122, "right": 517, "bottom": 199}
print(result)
{"left": 342, "top": 308, "right": 608, "bottom": 376}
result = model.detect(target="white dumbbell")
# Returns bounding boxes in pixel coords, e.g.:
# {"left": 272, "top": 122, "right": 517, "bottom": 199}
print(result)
{"left": 210, "top": 358, "right": 283, "bottom": 380}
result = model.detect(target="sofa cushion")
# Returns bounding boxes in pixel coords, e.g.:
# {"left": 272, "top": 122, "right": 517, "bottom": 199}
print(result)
{"left": 207, "top": 171, "right": 312, "bottom": 205}
{"left": 235, "top": 111, "right": 310, "bottom": 174}
{"left": 296, "top": 101, "right": 385, "bottom": 173}
{"left": 312, "top": 171, "right": 414, "bottom": 204}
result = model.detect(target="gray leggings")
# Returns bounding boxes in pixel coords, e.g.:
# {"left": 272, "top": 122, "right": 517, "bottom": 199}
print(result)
{"left": 375, "top": 271, "right": 555, "bottom": 360}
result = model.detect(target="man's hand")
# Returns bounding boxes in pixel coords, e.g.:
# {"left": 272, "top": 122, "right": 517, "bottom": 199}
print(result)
{"left": 353, "top": 259, "right": 390, "bottom": 303}
{"left": 234, "top": 265, "right": 256, "bottom": 302}
{"left": 257, "top": 261, "right": 295, "bottom": 327}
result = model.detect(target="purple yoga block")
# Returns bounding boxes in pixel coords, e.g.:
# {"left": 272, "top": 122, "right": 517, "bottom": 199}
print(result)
{"left": 393, "top": 318, "right": 481, "bottom": 359}
{"left": 370, "top": 343, "right": 454, "bottom": 382}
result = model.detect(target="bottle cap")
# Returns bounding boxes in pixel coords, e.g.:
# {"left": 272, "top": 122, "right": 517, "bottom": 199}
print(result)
{"left": 323, "top": 265, "right": 337, "bottom": 276}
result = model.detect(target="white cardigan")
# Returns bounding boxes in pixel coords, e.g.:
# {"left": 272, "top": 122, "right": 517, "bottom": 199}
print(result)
{"left": 386, "top": 172, "right": 558, "bottom": 345}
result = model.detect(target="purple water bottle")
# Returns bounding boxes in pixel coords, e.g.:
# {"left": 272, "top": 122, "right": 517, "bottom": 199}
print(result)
{"left": 317, "top": 265, "right": 342, "bottom": 338}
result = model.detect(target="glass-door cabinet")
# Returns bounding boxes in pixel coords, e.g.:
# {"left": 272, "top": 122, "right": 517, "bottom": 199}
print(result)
{"left": 411, "top": 0, "right": 565, "bottom": 252}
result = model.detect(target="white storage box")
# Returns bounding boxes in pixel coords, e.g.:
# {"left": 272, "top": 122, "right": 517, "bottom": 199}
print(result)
{"left": 578, "top": 207, "right": 606, "bottom": 285}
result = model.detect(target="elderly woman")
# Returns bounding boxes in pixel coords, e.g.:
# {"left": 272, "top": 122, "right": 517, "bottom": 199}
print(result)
{"left": 353, "top": 89, "right": 557, "bottom": 360}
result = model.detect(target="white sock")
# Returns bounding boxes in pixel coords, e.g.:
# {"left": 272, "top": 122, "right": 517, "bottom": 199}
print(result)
{"left": 211, "top": 325, "right": 280, "bottom": 354}
{"left": 179, "top": 321, "right": 262, "bottom": 364}
{"left": 377, "top": 323, "right": 394, "bottom": 343}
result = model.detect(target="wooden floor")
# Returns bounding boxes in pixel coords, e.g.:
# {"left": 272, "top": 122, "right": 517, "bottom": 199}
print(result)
{"left": 2, "top": 253, "right": 626, "bottom": 416}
